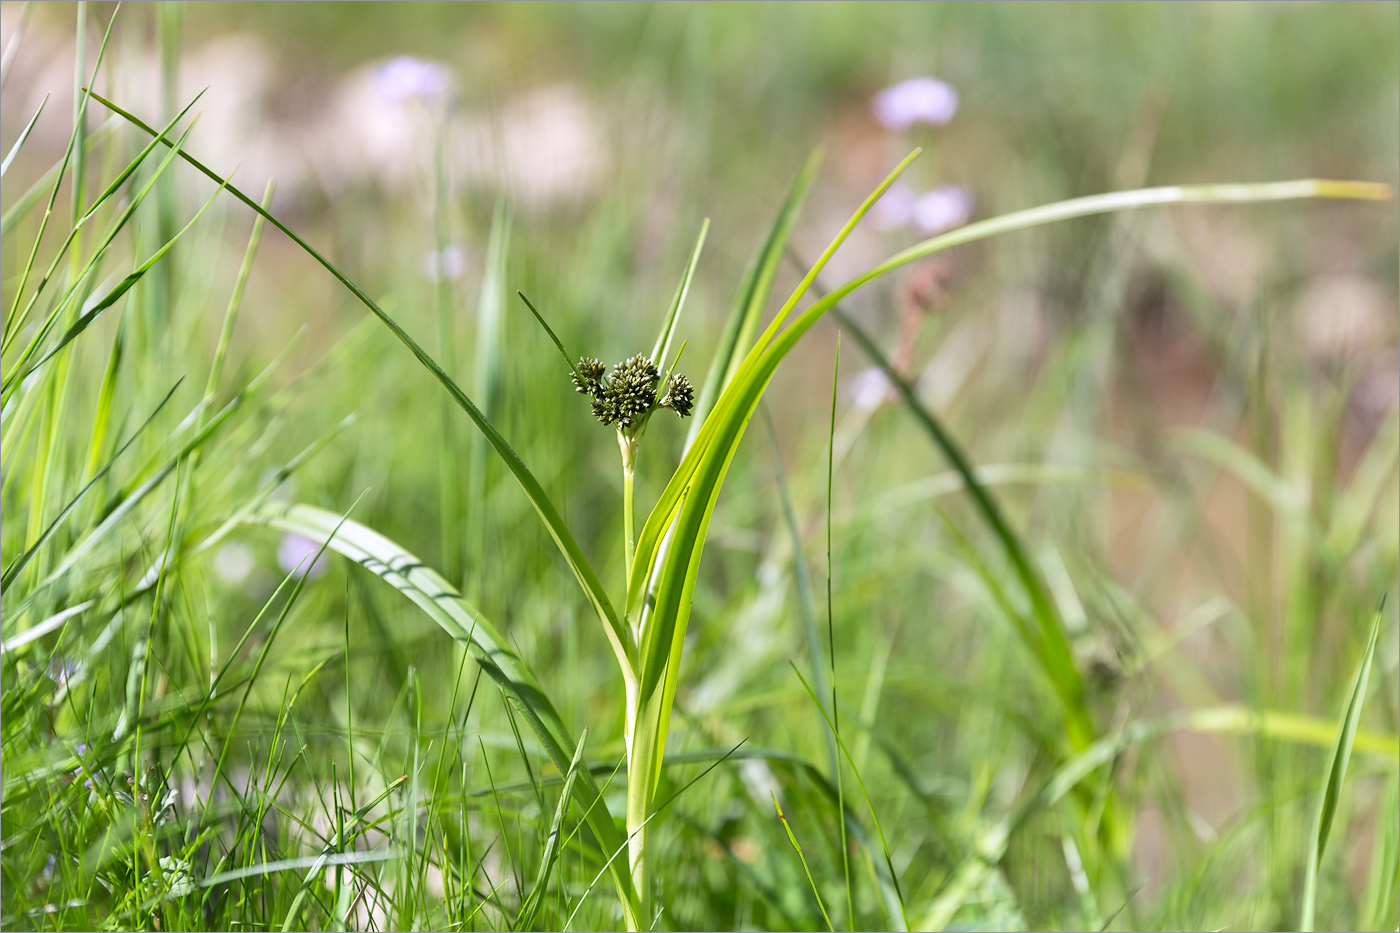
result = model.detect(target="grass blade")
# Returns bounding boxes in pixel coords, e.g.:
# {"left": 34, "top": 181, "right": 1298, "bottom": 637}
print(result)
{"left": 3, "top": 164, "right": 229, "bottom": 400}
{"left": 649, "top": 218, "right": 709, "bottom": 370}
{"left": 1, "top": 92, "right": 46, "bottom": 177}
{"left": 825, "top": 299, "right": 1095, "bottom": 749}
{"left": 1, "top": 378, "right": 182, "bottom": 589}
{"left": 1300, "top": 598, "right": 1385, "bottom": 931}
{"left": 86, "top": 90, "right": 638, "bottom": 682}
{"left": 773, "top": 792, "right": 834, "bottom": 932}
{"left": 241, "top": 502, "right": 643, "bottom": 925}
{"left": 518, "top": 728, "right": 589, "bottom": 931}
{"left": 688, "top": 148, "right": 821, "bottom": 443}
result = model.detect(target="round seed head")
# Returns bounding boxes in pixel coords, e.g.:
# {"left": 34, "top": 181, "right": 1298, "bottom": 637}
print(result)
{"left": 659, "top": 372, "right": 695, "bottom": 418}
{"left": 602, "top": 354, "right": 660, "bottom": 429}
{"left": 572, "top": 356, "right": 605, "bottom": 395}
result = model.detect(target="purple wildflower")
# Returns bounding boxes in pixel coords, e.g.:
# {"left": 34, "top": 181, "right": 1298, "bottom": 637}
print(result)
{"left": 421, "top": 244, "right": 467, "bottom": 282}
{"left": 372, "top": 56, "right": 451, "bottom": 104}
{"left": 913, "top": 186, "right": 974, "bottom": 236}
{"left": 278, "top": 534, "right": 329, "bottom": 580}
{"left": 874, "top": 183, "right": 918, "bottom": 231}
{"left": 848, "top": 367, "right": 896, "bottom": 409}
{"left": 871, "top": 77, "right": 958, "bottom": 131}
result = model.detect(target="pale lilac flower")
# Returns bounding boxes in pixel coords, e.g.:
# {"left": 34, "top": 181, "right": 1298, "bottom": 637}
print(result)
{"left": 848, "top": 367, "right": 895, "bottom": 409}
{"left": 372, "top": 56, "right": 451, "bottom": 104}
{"left": 873, "top": 183, "right": 918, "bottom": 231}
{"left": 278, "top": 534, "right": 329, "bottom": 579}
{"left": 421, "top": 244, "right": 467, "bottom": 282}
{"left": 913, "top": 186, "right": 974, "bottom": 236}
{"left": 871, "top": 77, "right": 958, "bottom": 130}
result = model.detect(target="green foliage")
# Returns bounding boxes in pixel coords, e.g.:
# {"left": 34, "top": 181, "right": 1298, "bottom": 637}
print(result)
{"left": 2, "top": 5, "right": 1396, "bottom": 932}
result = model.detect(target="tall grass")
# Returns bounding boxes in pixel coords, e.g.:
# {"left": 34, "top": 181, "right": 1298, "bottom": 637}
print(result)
{"left": 3, "top": 4, "right": 1397, "bottom": 931}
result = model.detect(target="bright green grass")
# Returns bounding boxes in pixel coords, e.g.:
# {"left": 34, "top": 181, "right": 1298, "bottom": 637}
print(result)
{"left": 3, "top": 3, "right": 1398, "bottom": 931}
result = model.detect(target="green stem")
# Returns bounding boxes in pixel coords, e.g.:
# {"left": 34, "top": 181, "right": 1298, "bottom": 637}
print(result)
{"left": 619, "top": 428, "right": 648, "bottom": 929}
{"left": 620, "top": 431, "right": 639, "bottom": 598}
{"left": 626, "top": 784, "right": 650, "bottom": 931}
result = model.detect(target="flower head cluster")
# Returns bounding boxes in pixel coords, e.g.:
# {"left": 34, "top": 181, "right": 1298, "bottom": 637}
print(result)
{"left": 573, "top": 354, "right": 694, "bottom": 431}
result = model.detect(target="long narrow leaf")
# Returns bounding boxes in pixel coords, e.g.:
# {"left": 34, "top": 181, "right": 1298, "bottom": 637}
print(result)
{"left": 1, "top": 93, "right": 46, "bottom": 177}
{"left": 240, "top": 502, "right": 643, "bottom": 925}
{"left": 86, "top": 91, "right": 637, "bottom": 680}
{"left": 688, "top": 148, "right": 822, "bottom": 442}
{"left": 1300, "top": 600, "right": 1385, "bottom": 931}
{"left": 649, "top": 218, "right": 709, "bottom": 369}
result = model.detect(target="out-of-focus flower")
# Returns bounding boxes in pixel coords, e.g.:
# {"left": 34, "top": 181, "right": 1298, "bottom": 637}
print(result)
{"left": 215, "top": 542, "right": 255, "bottom": 585}
{"left": 421, "top": 244, "right": 467, "bottom": 282}
{"left": 48, "top": 657, "right": 77, "bottom": 689}
{"left": 1293, "top": 274, "right": 1390, "bottom": 364}
{"left": 278, "top": 534, "right": 329, "bottom": 580}
{"left": 871, "top": 77, "right": 958, "bottom": 130}
{"left": 372, "top": 56, "right": 451, "bottom": 104}
{"left": 873, "top": 183, "right": 918, "bottom": 231}
{"left": 847, "top": 367, "right": 896, "bottom": 409}
{"left": 913, "top": 185, "right": 974, "bottom": 235}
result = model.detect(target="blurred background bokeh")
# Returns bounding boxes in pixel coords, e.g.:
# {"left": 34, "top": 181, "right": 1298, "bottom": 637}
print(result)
{"left": 2, "top": 2, "right": 1396, "bottom": 930}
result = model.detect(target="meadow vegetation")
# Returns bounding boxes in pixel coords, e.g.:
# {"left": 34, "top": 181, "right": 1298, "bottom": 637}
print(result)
{"left": 2, "top": 3, "right": 1397, "bottom": 931}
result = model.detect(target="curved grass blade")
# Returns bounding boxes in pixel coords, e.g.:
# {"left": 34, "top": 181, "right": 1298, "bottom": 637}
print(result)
{"left": 3, "top": 107, "right": 203, "bottom": 364}
{"left": 3, "top": 98, "right": 203, "bottom": 356}
{"left": 518, "top": 728, "right": 589, "bottom": 931}
{"left": 649, "top": 218, "right": 709, "bottom": 369}
{"left": 517, "top": 290, "right": 578, "bottom": 376}
{"left": 826, "top": 300, "right": 1093, "bottom": 751}
{"left": 688, "top": 148, "right": 821, "bottom": 444}
{"left": 86, "top": 90, "right": 637, "bottom": 680}
{"left": 3, "top": 163, "right": 229, "bottom": 402}
{"left": 1, "top": 378, "right": 182, "bottom": 589}
{"left": 763, "top": 409, "right": 836, "bottom": 776}
{"left": 626, "top": 148, "right": 912, "bottom": 624}
{"left": 1300, "top": 598, "right": 1385, "bottom": 931}
{"left": 629, "top": 153, "right": 921, "bottom": 817}
{"left": 240, "top": 502, "right": 643, "bottom": 927}
{"left": 1, "top": 92, "right": 46, "bottom": 177}
{"left": 773, "top": 792, "right": 834, "bottom": 932}
{"left": 0, "top": 115, "right": 119, "bottom": 238}
{"left": 1, "top": 3, "right": 116, "bottom": 346}
{"left": 629, "top": 165, "right": 1391, "bottom": 912}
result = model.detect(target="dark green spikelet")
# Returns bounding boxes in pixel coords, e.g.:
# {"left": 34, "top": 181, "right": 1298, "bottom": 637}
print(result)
{"left": 603, "top": 354, "right": 660, "bottom": 429}
{"left": 659, "top": 373, "right": 694, "bottom": 418}
{"left": 572, "top": 356, "right": 605, "bottom": 396}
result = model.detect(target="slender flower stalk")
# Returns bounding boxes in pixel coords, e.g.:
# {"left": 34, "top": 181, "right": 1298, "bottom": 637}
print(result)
{"left": 619, "top": 430, "right": 639, "bottom": 593}
{"left": 561, "top": 348, "right": 694, "bottom": 921}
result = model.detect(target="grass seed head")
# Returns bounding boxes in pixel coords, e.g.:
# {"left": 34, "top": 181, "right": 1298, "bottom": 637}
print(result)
{"left": 572, "top": 356, "right": 606, "bottom": 395}
{"left": 659, "top": 372, "right": 694, "bottom": 418}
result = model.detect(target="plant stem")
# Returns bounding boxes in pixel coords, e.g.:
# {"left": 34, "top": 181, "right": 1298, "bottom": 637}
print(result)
{"left": 626, "top": 759, "right": 650, "bottom": 930}
{"left": 619, "top": 428, "right": 648, "bottom": 929}
{"left": 620, "top": 431, "right": 639, "bottom": 596}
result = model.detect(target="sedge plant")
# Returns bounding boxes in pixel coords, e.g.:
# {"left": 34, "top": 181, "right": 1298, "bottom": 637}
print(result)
{"left": 85, "top": 90, "right": 1392, "bottom": 924}
{"left": 4, "top": 23, "right": 1393, "bottom": 924}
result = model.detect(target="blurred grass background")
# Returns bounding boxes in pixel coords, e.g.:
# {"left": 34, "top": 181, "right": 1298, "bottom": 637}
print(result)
{"left": 2, "top": 2, "right": 1397, "bottom": 930}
